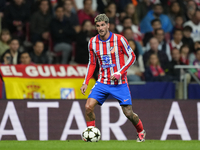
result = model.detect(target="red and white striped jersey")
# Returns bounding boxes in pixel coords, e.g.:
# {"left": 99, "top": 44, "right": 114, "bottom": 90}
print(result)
{"left": 83, "top": 32, "right": 136, "bottom": 85}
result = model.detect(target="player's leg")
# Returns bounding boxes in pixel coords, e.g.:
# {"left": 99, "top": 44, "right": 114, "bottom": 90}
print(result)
{"left": 121, "top": 105, "right": 143, "bottom": 131}
{"left": 121, "top": 105, "right": 146, "bottom": 142}
{"left": 121, "top": 105, "right": 139, "bottom": 125}
{"left": 85, "top": 98, "right": 98, "bottom": 127}
{"left": 109, "top": 83, "right": 146, "bottom": 142}
{"left": 85, "top": 82, "right": 109, "bottom": 127}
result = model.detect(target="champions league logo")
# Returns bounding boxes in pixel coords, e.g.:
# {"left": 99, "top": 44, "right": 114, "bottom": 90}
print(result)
{"left": 102, "top": 55, "right": 116, "bottom": 69}
{"left": 102, "top": 55, "right": 110, "bottom": 64}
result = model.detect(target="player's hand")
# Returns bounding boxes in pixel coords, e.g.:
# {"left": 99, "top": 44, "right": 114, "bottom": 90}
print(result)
{"left": 80, "top": 84, "right": 88, "bottom": 95}
{"left": 110, "top": 75, "right": 116, "bottom": 80}
{"left": 111, "top": 72, "right": 121, "bottom": 80}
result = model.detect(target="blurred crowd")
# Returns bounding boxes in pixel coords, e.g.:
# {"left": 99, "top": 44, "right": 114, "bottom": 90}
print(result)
{"left": 0, "top": 0, "right": 200, "bottom": 83}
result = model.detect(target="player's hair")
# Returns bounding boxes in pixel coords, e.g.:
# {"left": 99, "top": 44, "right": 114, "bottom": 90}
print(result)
{"left": 183, "top": 26, "right": 192, "bottom": 32}
{"left": 94, "top": 14, "right": 109, "bottom": 24}
{"left": 154, "top": 28, "right": 164, "bottom": 35}
{"left": 150, "top": 18, "right": 161, "bottom": 25}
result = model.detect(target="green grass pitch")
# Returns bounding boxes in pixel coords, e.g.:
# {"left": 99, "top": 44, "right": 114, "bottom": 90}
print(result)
{"left": 0, "top": 140, "right": 199, "bottom": 150}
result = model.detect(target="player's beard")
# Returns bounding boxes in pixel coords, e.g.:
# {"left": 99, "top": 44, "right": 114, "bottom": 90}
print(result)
{"left": 99, "top": 29, "right": 107, "bottom": 38}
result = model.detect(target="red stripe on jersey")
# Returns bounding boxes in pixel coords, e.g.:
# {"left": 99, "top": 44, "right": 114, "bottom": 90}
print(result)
{"left": 96, "top": 35, "right": 104, "bottom": 84}
{"left": 84, "top": 32, "right": 135, "bottom": 85}
{"left": 120, "top": 36, "right": 129, "bottom": 56}
{"left": 117, "top": 36, "right": 124, "bottom": 77}
{"left": 109, "top": 35, "right": 118, "bottom": 85}
{"left": 119, "top": 37, "right": 128, "bottom": 84}
{"left": 95, "top": 36, "right": 100, "bottom": 81}
{"left": 84, "top": 37, "right": 96, "bottom": 85}
{"left": 103, "top": 41, "right": 109, "bottom": 84}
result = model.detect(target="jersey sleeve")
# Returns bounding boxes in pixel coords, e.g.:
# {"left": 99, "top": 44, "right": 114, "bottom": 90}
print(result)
{"left": 118, "top": 36, "right": 136, "bottom": 75}
{"left": 83, "top": 40, "right": 97, "bottom": 85}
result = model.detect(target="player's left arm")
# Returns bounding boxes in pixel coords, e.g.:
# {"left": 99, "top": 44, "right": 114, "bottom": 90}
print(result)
{"left": 111, "top": 36, "right": 136, "bottom": 79}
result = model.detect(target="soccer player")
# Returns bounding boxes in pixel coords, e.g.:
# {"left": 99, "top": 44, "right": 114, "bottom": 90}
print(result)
{"left": 80, "top": 14, "right": 146, "bottom": 142}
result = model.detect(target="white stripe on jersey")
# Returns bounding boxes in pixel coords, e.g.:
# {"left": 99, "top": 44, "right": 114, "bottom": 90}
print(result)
{"left": 92, "top": 36, "right": 97, "bottom": 62}
{"left": 93, "top": 36, "right": 102, "bottom": 83}
{"left": 98, "top": 41, "right": 108, "bottom": 84}
{"left": 113, "top": 34, "right": 122, "bottom": 84}
{"left": 119, "top": 37, "right": 134, "bottom": 73}
{"left": 106, "top": 40, "right": 114, "bottom": 85}
{"left": 121, "top": 37, "right": 130, "bottom": 54}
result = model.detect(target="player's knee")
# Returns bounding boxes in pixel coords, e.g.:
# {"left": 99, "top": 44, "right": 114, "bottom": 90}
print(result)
{"left": 85, "top": 104, "right": 93, "bottom": 113}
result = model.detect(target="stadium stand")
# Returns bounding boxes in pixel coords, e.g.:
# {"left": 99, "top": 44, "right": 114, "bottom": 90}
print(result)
{"left": 0, "top": 0, "right": 200, "bottom": 99}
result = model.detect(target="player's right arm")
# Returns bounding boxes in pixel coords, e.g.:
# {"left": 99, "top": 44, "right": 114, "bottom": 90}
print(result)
{"left": 81, "top": 39, "right": 97, "bottom": 95}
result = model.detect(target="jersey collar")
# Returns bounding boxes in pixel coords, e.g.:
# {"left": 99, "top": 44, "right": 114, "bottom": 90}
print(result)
{"left": 98, "top": 31, "right": 112, "bottom": 42}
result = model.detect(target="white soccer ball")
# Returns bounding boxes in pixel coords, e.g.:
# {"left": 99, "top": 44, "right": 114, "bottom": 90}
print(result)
{"left": 82, "top": 126, "right": 101, "bottom": 142}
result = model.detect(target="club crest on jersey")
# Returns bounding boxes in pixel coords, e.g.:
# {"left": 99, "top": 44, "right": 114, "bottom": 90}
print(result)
{"left": 110, "top": 46, "right": 116, "bottom": 54}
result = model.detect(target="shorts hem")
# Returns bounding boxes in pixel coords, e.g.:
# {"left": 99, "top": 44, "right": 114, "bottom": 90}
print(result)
{"left": 120, "top": 104, "right": 132, "bottom": 106}
{"left": 88, "top": 96, "right": 103, "bottom": 105}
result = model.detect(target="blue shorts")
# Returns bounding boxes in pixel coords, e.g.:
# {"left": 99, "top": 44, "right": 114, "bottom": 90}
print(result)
{"left": 88, "top": 81, "right": 132, "bottom": 105}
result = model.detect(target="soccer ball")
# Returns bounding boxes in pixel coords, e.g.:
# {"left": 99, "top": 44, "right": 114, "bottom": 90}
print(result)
{"left": 82, "top": 126, "right": 101, "bottom": 142}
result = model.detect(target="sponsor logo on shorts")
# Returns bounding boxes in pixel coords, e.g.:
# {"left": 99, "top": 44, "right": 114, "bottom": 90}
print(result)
{"left": 124, "top": 99, "right": 129, "bottom": 102}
